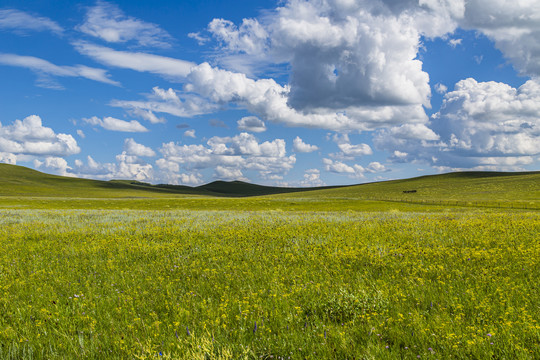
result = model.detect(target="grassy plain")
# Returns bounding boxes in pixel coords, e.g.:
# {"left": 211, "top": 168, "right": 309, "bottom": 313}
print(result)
{"left": 0, "top": 164, "right": 539, "bottom": 359}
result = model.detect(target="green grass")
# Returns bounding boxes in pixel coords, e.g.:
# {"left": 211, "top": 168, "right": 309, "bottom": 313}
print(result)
{"left": 1, "top": 209, "right": 539, "bottom": 359}
{"left": 1, "top": 164, "right": 539, "bottom": 358}
{"left": 1, "top": 163, "right": 540, "bottom": 211}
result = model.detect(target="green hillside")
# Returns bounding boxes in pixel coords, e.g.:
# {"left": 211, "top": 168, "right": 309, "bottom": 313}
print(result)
{"left": 1, "top": 164, "right": 539, "bottom": 209}
{"left": 0, "top": 164, "right": 206, "bottom": 198}
{"left": 273, "top": 171, "right": 540, "bottom": 206}
{"left": 0, "top": 164, "right": 328, "bottom": 198}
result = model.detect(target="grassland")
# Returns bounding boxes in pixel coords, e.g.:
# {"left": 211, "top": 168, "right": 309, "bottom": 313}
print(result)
{"left": 0, "top": 164, "right": 539, "bottom": 359}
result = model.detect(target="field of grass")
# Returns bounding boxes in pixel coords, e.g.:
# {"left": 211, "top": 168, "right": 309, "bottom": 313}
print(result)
{"left": 1, "top": 164, "right": 539, "bottom": 359}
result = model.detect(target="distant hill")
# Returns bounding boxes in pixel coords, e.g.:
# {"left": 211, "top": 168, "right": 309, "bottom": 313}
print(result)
{"left": 0, "top": 163, "right": 539, "bottom": 204}
{"left": 0, "top": 163, "right": 333, "bottom": 198}
{"left": 271, "top": 170, "right": 540, "bottom": 203}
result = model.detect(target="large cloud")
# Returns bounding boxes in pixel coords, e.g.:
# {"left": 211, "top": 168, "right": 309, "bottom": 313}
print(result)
{"left": 0, "top": 115, "right": 80, "bottom": 158}
{"left": 376, "top": 78, "right": 540, "bottom": 170}
{"left": 431, "top": 78, "right": 540, "bottom": 157}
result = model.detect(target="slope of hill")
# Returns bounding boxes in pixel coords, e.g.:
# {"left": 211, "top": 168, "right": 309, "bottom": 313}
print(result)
{"left": 0, "top": 164, "right": 206, "bottom": 198}
{"left": 197, "top": 180, "right": 337, "bottom": 196}
{"left": 1, "top": 164, "right": 539, "bottom": 207}
{"left": 273, "top": 171, "right": 540, "bottom": 204}
{"left": 0, "top": 164, "right": 331, "bottom": 198}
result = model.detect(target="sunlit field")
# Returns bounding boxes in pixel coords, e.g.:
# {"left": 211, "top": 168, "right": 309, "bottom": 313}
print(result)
{"left": 1, "top": 208, "right": 539, "bottom": 359}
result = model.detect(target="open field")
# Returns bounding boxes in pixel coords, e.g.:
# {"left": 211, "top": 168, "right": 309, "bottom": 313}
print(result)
{"left": 1, "top": 164, "right": 539, "bottom": 359}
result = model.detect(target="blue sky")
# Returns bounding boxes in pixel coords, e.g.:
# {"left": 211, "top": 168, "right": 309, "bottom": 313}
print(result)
{"left": 1, "top": 0, "right": 539, "bottom": 186}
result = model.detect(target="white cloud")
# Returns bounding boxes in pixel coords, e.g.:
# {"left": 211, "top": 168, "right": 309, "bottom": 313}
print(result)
{"left": 111, "top": 86, "right": 216, "bottom": 119}
{"left": 300, "top": 168, "right": 325, "bottom": 187}
{"left": 184, "top": 129, "right": 196, "bottom": 138}
{"left": 435, "top": 83, "right": 448, "bottom": 94}
{"left": 83, "top": 116, "right": 148, "bottom": 132}
{"left": 34, "top": 156, "right": 72, "bottom": 176}
{"left": 78, "top": 1, "right": 173, "bottom": 48}
{"left": 72, "top": 154, "right": 154, "bottom": 182}
{"left": 431, "top": 78, "right": 540, "bottom": 158}
{"left": 376, "top": 78, "right": 540, "bottom": 171}
{"left": 293, "top": 136, "right": 318, "bottom": 153}
{"left": 127, "top": 108, "right": 166, "bottom": 124}
{"left": 74, "top": 42, "right": 195, "bottom": 80}
{"left": 0, "top": 53, "right": 119, "bottom": 88}
{"left": 323, "top": 158, "right": 355, "bottom": 174}
{"left": 124, "top": 138, "right": 156, "bottom": 157}
{"left": 185, "top": 62, "right": 428, "bottom": 131}
{"left": 188, "top": 31, "right": 210, "bottom": 45}
{"left": 0, "top": 152, "right": 17, "bottom": 165}
{"left": 208, "top": 18, "right": 268, "bottom": 55}
{"left": 157, "top": 132, "right": 295, "bottom": 182}
{"left": 448, "top": 38, "right": 462, "bottom": 48}
{"left": 0, "top": 115, "right": 80, "bottom": 157}
{"left": 337, "top": 143, "right": 373, "bottom": 157}
{"left": 460, "top": 1, "right": 540, "bottom": 77}
{"left": 237, "top": 116, "right": 266, "bottom": 133}
{"left": 329, "top": 133, "right": 372, "bottom": 158}
{"left": 76, "top": 129, "right": 85, "bottom": 138}
{"left": 214, "top": 166, "right": 245, "bottom": 181}
{"left": 366, "top": 161, "right": 387, "bottom": 173}
{"left": 0, "top": 9, "right": 63, "bottom": 35}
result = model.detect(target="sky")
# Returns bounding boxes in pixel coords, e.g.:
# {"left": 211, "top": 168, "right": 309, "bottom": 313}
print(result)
{"left": 0, "top": 0, "right": 539, "bottom": 187}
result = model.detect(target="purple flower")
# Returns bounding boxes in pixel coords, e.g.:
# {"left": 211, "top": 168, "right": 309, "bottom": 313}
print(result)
{"left": 487, "top": 333, "right": 492, "bottom": 337}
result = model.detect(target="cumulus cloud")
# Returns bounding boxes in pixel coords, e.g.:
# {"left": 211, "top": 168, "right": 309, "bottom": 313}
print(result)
{"left": 237, "top": 116, "right": 266, "bottom": 133}
{"left": 293, "top": 136, "right": 318, "bottom": 153}
{"left": 208, "top": 18, "right": 268, "bottom": 55}
{"left": 78, "top": 1, "right": 173, "bottom": 48}
{"left": 431, "top": 78, "right": 540, "bottom": 157}
{"left": 0, "top": 9, "right": 63, "bottom": 35}
{"left": 72, "top": 154, "right": 154, "bottom": 182}
{"left": 34, "top": 156, "right": 72, "bottom": 176}
{"left": 0, "top": 152, "right": 17, "bottom": 165}
{"left": 376, "top": 78, "right": 540, "bottom": 170}
{"left": 0, "top": 115, "right": 80, "bottom": 157}
{"left": 0, "top": 53, "right": 119, "bottom": 88}
{"left": 184, "top": 129, "right": 196, "bottom": 138}
{"left": 435, "top": 83, "right": 448, "bottom": 94}
{"left": 83, "top": 116, "right": 148, "bottom": 132}
{"left": 300, "top": 168, "right": 325, "bottom": 187}
{"left": 157, "top": 132, "right": 295, "bottom": 183}
{"left": 337, "top": 143, "right": 373, "bottom": 157}
{"left": 184, "top": 62, "right": 428, "bottom": 131}
{"left": 124, "top": 138, "right": 155, "bottom": 157}
{"left": 329, "top": 133, "right": 372, "bottom": 159}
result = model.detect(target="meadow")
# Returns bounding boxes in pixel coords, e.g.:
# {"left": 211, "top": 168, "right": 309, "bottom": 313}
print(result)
{"left": 1, "top": 208, "right": 539, "bottom": 359}
{"left": 1, "top": 164, "right": 540, "bottom": 359}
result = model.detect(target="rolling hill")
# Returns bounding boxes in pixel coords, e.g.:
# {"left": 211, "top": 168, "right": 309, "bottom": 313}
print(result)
{"left": 1, "top": 163, "right": 539, "bottom": 206}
